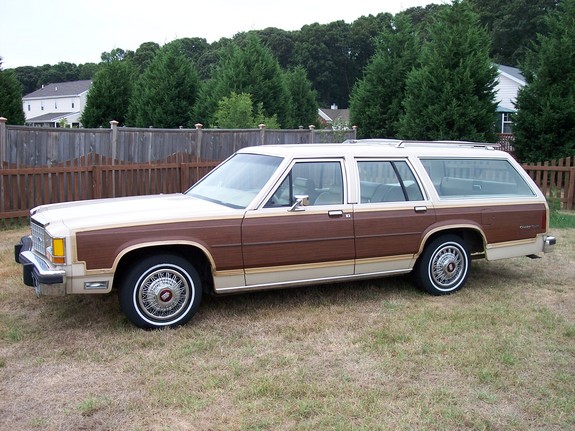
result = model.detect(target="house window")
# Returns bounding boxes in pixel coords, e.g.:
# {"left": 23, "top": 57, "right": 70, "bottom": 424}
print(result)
{"left": 72, "top": 102, "right": 75, "bottom": 109}
{"left": 502, "top": 113, "right": 513, "bottom": 134}
{"left": 27, "top": 104, "right": 30, "bottom": 111}
{"left": 55, "top": 101, "right": 58, "bottom": 109}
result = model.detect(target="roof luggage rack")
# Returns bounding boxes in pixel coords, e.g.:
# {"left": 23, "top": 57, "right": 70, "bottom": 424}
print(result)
{"left": 344, "top": 139, "right": 500, "bottom": 150}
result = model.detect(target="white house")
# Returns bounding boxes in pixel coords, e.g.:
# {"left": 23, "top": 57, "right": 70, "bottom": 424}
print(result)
{"left": 495, "top": 64, "right": 526, "bottom": 134}
{"left": 22, "top": 80, "right": 92, "bottom": 127}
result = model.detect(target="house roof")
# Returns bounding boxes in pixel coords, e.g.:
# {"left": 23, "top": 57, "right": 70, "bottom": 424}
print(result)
{"left": 26, "top": 112, "right": 74, "bottom": 122}
{"left": 496, "top": 106, "right": 516, "bottom": 113}
{"left": 23, "top": 80, "right": 92, "bottom": 99}
{"left": 318, "top": 108, "right": 350, "bottom": 123}
{"left": 497, "top": 64, "right": 526, "bottom": 85}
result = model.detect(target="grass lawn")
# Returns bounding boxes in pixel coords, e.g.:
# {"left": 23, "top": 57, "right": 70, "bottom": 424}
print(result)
{"left": 0, "top": 226, "right": 574, "bottom": 430}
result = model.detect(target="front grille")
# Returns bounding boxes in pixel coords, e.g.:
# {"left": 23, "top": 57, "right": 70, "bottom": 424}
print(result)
{"left": 31, "top": 220, "right": 47, "bottom": 256}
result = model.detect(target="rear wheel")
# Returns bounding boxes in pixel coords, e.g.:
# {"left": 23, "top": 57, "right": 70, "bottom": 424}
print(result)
{"left": 118, "top": 253, "right": 202, "bottom": 329}
{"left": 414, "top": 235, "right": 470, "bottom": 295}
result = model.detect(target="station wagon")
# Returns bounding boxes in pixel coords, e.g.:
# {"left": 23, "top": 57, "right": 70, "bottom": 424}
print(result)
{"left": 15, "top": 140, "right": 556, "bottom": 329}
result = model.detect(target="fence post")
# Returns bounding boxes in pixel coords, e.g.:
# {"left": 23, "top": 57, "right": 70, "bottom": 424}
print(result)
{"left": 110, "top": 120, "right": 119, "bottom": 164}
{"left": 309, "top": 124, "right": 316, "bottom": 144}
{"left": 109, "top": 120, "right": 118, "bottom": 198}
{"left": 195, "top": 123, "right": 203, "bottom": 160}
{"left": 259, "top": 123, "right": 266, "bottom": 145}
{"left": 568, "top": 167, "right": 575, "bottom": 210}
{"left": 0, "top": 117, "right": 6, "bottom": 165}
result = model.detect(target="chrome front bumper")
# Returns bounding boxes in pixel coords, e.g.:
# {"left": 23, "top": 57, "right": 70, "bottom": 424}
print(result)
{"left": 15, "top": 236, "right": 66, "bottom": 297}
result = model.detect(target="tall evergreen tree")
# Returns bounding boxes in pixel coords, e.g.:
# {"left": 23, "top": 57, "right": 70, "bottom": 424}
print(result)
{"left": 399, "top": 0, "right": 498, "bottom": 142}
{"left": 349, "top": 14, "right": 419, "bottom": 139}
{"left": 81, "top": 60, "right": 136, "bottom": 127}
{"left": 513, "top": 0, "right": 575, "bottom": 162}
{"left": 127, "top": 42, "right": 200, "bottom": 128}
{"left": 195, "top": 34, "right": 290, "bottom": 127}
{"left": 0, "top": 58, "right": 26, "bottom": 125}
{"left": 284, "top": 66, "right": 318, "bottom": 128}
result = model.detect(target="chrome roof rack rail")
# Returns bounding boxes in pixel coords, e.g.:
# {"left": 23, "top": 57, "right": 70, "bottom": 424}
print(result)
{"left": 344, "top": 139, "right": 500, "bottom": 150}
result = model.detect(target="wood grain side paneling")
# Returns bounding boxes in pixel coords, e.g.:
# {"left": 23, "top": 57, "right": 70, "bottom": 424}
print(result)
{"left": 76, "top": 219, "right": 243, "bottom": 271}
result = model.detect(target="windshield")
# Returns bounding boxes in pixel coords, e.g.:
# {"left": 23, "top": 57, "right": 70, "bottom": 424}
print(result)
{"left": 186, "top": 153, "right": 283, "bottom": 208}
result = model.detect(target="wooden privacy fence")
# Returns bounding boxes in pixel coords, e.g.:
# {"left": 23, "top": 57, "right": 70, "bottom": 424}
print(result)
{"left": 0, "top": 119, "right": 357, "bottom": 167}
{"left": 0, "top": 159, "right": 219, "bottom": 220}
{"left": 521, "top": 156, "right": 575, "bottom": 210}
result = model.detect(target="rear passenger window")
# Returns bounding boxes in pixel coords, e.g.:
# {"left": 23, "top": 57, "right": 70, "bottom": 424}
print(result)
{"left": 357, "top": 161, "right": 424, "bottom": 203}
{"left": 420, "top": 158, "right": 536, "bottom": 198}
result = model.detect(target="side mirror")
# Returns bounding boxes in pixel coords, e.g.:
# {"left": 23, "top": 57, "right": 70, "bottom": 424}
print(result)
{"left": 289, "top": 194, "right": 310, "bottom": 212}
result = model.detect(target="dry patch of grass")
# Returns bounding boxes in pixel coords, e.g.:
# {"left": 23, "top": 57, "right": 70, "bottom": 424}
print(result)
{"left": 1, "top": 227, "right": 574, "bottom": 430}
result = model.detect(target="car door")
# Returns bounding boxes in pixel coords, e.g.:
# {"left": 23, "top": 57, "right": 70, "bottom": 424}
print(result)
{"left": 241, "top": 159, "right": 355, "bottom": 287}
{"left": 353, "top": 159, "right": 436, "bottom": 275}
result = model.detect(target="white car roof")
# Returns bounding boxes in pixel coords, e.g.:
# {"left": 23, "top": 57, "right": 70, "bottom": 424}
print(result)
{"left": 236, "top": 139, "right": 507, "bottom": 159}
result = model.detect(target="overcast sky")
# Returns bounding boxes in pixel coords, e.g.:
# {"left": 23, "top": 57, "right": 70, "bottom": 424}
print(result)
{"left": 1, "top": 0, "right": 438, "bottom": 69}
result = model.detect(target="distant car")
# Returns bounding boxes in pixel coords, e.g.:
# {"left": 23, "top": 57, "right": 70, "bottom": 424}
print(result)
{"left": 15, "top": 140, "right": 556, "bottom": 329}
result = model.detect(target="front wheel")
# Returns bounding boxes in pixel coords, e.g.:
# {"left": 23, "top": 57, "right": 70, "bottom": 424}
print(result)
{"left": 118, "top": 254, "right": 202, "bottom": 329}
{"left": 414, "top": 235, "right": 470, "bottom": 296}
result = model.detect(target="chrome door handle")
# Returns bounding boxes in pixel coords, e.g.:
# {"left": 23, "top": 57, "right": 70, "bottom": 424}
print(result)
{"left": 328, "top": 210, "right": 344, "bottom": 217}
{"left": 414, "top": 206, "right": 427, "bottom": 213}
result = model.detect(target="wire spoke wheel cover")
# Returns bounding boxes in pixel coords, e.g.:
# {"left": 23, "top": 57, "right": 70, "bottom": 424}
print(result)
{"left": 137, "top": 267, "right": 191, "bottom": 321}
{"left": 119, "top": 254, "right": 202, "bottom": 329}
{"left": 415, "top": 234, "right": 470, "bottom": 295}
{"left": 429, "top": 243, "right": 465, "bottom": 289}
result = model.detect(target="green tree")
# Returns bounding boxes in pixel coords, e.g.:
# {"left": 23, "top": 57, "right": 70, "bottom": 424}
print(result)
{"left": 131, "top": 42, "right": 160, "bottom": 74}
{"left": 127, "top": 42, "right": 200, "bottom": 128}
{"left": 12, "top": 65, "right": 41, "bottom": 95}
{"left": 78, "top": 62, "right": 99, "bottom": 80}
{"left": 81, "top": 60, "right": 136, "bottom": 127}
{"left": 399, "top": 1, "right": 498, "bottom": 142}
{"left": 195, "top": 34, "right": 290, "bottom": 127}
{"left": 350, "top": 14, "right": 419, "bottom": 138}
{"left": 284, "top": 66, "right": 318, "bottom": 128}
{"left": 39, "top": 61, "right": 79, "bottom": 84}
{"left": 101, "top": 48, "right": 133, "bottom": 63}
{"left": 214, "top": 92, "right": 279, "bottom": 129}
{"left": 195, "top": 38, "right": 229, "bottom": 81}
{"left": 0, "top": 58, "right": 26, "bottom": 124}
{"left": 214, "top": 92, "right": 254, "bottom": 128}
{"left": 348, "top": 13, "right": 394, "bottom": 75}
{"left": 468, "top": 0, "right": 559, "bottom": 66}
{"left": 513, "top": 0, "right": 575, "bottom": 162}
{"left": 293, "top": 21, "right": 353, "bottom": 107}
{"left": 291, "top": 15, "right": 393, "bottom": 109}
{"left": 175, "top": 38, "right": 209, "bottom": 69}
{"left": 254, "top": 28, "right": 296, "bottom": 69}
{"left": 401, "top": 3, "right": 451, "bottom": 34}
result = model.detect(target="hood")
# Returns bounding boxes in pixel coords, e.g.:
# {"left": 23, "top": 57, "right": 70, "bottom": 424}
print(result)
{"left": 31, "top": 194, "right": 241, "bottom": 232}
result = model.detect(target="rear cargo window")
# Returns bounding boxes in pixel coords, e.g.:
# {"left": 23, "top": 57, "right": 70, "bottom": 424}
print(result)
{"left": 420, "top": 158, "right": 536, "bottom": 198}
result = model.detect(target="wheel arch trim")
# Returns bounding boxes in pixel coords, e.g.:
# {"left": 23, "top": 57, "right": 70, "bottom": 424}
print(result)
{"left": 416, "top": 224, "right": 486, "bottom": 258}
{"left": 111, "top": 240, "right": 216, "bottom": 273}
